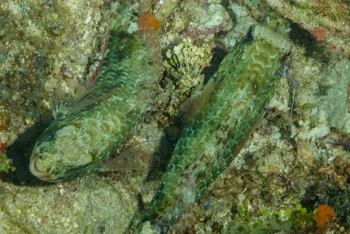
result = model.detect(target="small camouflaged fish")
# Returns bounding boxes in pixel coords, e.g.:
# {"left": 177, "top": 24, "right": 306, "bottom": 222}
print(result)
{"left": 138, "top": 19, "right": 291, "bottom": 232}
{"left": 29, "top": 2, "right": 162, "bottom": 182}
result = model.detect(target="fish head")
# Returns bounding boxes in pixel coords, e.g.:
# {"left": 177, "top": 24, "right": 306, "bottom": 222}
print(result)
{"left": 30, "top": 121, "right": 96, "bottom": 182}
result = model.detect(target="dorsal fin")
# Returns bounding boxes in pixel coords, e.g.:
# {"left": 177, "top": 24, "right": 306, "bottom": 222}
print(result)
{"left": 87, "top": 29, "right": 111, "bottom": 89}
{"left": 50, "top": 27, "right": 112, "bottom": 119}
{"left": 49, "top": 80, "right": 88, "bottom": 119}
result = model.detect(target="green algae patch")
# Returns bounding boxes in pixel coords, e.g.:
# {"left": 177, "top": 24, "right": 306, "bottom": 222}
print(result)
{"left": 0, "top": 153, "right": 16, "bottom": 173}
{"left": 228, "top": 203, "right": 318, "bottom": 233}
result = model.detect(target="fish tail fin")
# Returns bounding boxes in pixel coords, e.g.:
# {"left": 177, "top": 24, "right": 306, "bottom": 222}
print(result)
{"left": 152, "top": 171, "right": 198, "bottom": 232}
{"left": 152, "top": 160, "right": 206, "bottom": 232}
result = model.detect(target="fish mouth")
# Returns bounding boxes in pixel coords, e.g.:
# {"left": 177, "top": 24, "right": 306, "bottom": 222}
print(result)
{"left": 29, "top": 157, "right": 54, "bottom": 182}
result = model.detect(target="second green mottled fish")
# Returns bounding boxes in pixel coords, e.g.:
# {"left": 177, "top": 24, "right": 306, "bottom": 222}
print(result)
{"left": 138, "top": 20, "right": 291, "bottom": 232}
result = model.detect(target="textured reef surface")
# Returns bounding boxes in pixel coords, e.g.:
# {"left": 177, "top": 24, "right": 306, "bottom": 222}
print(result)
{"left": 1, "top": 0, "right": 350, "bottom": 233}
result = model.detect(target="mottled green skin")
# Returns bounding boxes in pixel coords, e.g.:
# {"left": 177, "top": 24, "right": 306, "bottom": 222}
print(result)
{"left": 141, "top": 25, "right": 291, "bottom": 231}
{"left": 30, "top": 23, "right": 159, "bottom": 182}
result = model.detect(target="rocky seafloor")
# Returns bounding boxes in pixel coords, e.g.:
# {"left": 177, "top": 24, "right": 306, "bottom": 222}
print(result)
{"left": 1, "top": 0, "right": 350, "bottom": 233}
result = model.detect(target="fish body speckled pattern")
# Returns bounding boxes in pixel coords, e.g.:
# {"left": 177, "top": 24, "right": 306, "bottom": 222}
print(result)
{"left": 29, "top": 1, "right": 162, "bottom": 182}
{"left": 139, "top": 22, "right": 291, "bottom": 232}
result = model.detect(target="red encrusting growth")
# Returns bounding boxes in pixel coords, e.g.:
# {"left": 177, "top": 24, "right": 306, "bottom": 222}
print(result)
{"left": 316, "top": 204, "right": 336, "bottom": 229}
{"left": 309, "top": 27, "right": 328, "bottom": 41}
{"left": 0, "top": 142, "right": 6, "bottom": 150}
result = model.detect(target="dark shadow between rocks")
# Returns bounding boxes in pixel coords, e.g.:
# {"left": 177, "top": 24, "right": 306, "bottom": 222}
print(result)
{"left": 2, "top": 118, "right": 52, "bottom": 186}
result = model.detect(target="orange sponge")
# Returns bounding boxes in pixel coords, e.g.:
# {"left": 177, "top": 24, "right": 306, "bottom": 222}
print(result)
{"left": 139, "top": 10, "right": 160, "bottom": 32}
{"left": 316, "top": 204, "right": 336, "bottom": 229}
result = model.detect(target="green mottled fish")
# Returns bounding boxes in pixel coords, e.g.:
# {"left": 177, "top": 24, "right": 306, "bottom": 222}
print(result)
{"left": 138, "top": 21, "right": 291, "bottom": 232}
{"left": 29, "top": 2, "right": 162, "bottom": 182}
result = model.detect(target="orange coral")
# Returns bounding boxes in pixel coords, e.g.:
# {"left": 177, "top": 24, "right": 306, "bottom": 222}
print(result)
{"left": 316, "top": 204, "right": 336, "bottom": 229}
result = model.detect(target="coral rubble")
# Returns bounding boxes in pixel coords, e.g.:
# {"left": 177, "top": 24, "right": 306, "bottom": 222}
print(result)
{"left": 1, "top": 0, "right": 350, "bottom": 233}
